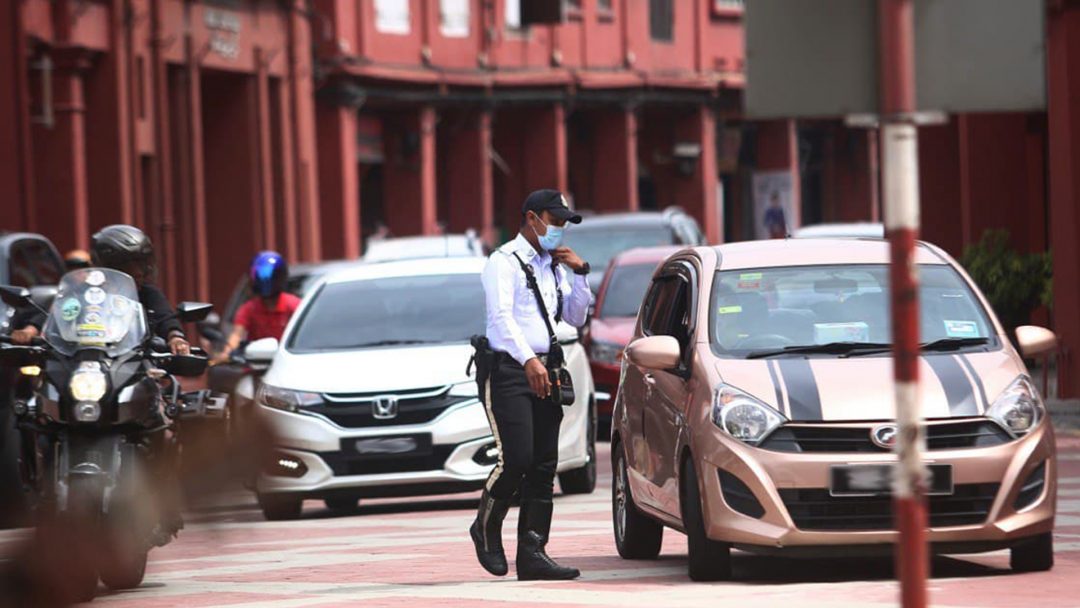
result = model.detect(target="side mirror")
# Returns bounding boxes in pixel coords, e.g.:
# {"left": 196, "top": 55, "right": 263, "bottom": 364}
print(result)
{"left": 29, "top": 286, "right": 58, "bottom": 312}
{"left": 244, "top": 337, "right": 279, "bottom": 363}
{"left": 1016, "top": 325, "right": 1058, "bottom": 358}
{"left": 555, "top": 322, "right": 579, "bottom": 345}
{"left": 177, "top": 302, "right": 213, "bottom": 323}
{"left": 164, "top": 354, "right": 209, "bottom": 377}
{"left": 625, "top": 335, "right": 682, "bottom": 370}
{"left": 0, "top": 286, "right": 32, "bottom": 308}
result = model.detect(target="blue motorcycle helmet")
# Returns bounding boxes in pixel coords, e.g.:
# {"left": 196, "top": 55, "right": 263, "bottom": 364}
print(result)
{"left": 249, "top": 251, "right": 288, "bottom": 299}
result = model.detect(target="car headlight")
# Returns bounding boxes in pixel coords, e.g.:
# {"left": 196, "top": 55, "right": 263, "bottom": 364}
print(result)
{"left": 69, "top": 368, "right": 107, "bottom": 402}
{"left": 589, "top": 340, "right": 623, "bottom": 366}
{"left": 257, "top": 384, "right": 322, "bottom": 412}
{"left": 711, "top": 384, "right": 786, "bottom": 445}
{"left": 449, "top": 381, "right": 479, "bottom": 398}
{"left": 988, "top": 376, "right": 1044, "bottom": 437}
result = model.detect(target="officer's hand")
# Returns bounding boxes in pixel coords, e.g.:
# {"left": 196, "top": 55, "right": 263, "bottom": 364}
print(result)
{"left": 551, "top": 247, "right": 586, "bottom": 273}
{"left": 169, "top": 336, "right": 191, "bottom": 356}
{"left": 11, "top": 327, "right": 39, "bottom": 345}
{"left": 524, "top": 357, "right": 551, "bottom": 398}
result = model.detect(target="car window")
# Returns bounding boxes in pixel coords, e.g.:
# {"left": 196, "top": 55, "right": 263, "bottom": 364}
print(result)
{"left": 710, "top": 264, "right": 995, "bottom": 356}
{"left": 599, "top": 263, "right": 658, "bottom": 318}
{"left": 562, "top": 225, "right": 674, "bottom": 272}
{"left": 641, "top": 277, "right": 680, "bottom": 337}
{"left": 8, "top": 238, "right": 63, "bottom": 287}
{"left": 287, "top": 273, "right": 485, "bottom": 352}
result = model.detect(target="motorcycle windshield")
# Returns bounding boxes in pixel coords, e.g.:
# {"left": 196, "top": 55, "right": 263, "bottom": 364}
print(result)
{"left": 43, "top": 268, "right": 147, "bottom": 357}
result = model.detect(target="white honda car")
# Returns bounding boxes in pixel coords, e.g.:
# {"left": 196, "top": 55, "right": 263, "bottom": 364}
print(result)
{"left": 244, "top": 257, "right": 597, "bottom": 520}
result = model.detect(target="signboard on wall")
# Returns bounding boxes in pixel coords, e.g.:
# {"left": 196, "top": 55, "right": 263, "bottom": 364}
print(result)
{"left": 745, "top": 0, "right": 1046, "bottom": 118}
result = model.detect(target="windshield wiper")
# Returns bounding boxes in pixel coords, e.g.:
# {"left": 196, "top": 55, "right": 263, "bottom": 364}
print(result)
{"left": 746, "top": 342, "right": 892, "bottom": 359}
{"left": 347, "top": 339, "right": 435, "bottom": 348}
{"left": 920, "top": 337, "right": 989, "bottom": 352}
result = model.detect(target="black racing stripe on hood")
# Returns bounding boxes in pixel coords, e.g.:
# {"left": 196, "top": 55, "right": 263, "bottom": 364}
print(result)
{"left": 925, "top": 355, "right": 979, "bottom": 416}
{"left": 777, "top": 359, "right": 822, "bottom": 420}
{"left": 766, "top": 360, "right": 787, "bottom": 416}
{"left": 957, "top": 354, "right": 989, "bottom": 412}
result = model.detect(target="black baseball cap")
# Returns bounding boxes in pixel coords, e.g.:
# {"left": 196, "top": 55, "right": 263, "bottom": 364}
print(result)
{"left": 522, "top": 189, "right": 582, "bottom": 224}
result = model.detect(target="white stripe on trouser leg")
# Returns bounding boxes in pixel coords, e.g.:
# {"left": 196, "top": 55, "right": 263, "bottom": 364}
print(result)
{"left": 481, "top": 375, "right": 504, "bottom": 494}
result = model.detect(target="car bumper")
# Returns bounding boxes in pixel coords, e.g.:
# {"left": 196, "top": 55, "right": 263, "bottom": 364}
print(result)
{"left": 256, "top": 400, "right": 495, "bottom": 496}
{"left": 696, "top": 420, "right": 1056, "bottom": 552}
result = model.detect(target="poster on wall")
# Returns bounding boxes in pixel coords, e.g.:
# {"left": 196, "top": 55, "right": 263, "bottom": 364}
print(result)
{"left": 752, "top": 170, "right": 797, "bottom": 240}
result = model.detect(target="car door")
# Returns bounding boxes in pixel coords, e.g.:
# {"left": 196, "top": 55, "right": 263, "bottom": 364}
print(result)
{"left": 621, "top": 274, "right": 679, "bottom": 512}
{"left": 641, "top": 261, "right": 697, "bottom": 518}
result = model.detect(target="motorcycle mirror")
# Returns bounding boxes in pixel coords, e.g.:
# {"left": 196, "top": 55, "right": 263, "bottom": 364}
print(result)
{"left": 0, "top": 285, "right": 32, "bottom": 308}
{"left": 29, "top": 285, "right": 58, "bottom": 312}
{"left": 164, "top": 354, "right": 209, "bottom": 377}
{"left": 177, "top": 301, "right": 213, "bottom": 323}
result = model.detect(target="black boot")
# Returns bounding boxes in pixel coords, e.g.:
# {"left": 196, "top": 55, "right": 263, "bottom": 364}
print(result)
{"left": 516, "top": 499, "right": 580, "bottom": 581}
{"left": 470, "top": 490, "right": 511, "bottom": 576}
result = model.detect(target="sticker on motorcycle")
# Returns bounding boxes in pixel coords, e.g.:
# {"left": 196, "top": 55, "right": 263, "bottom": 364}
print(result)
{"left": 83, "top": 312, "right": 103, "bottom": 325}
{"left": 60, "top": 298, "right": 81, "bottom": 321}
{"left": 109, "top": 296, "right": 130, "bottom": 316}
{"left": 76, "top": 323, "right": 107, "bottom": 343}
{"left": 84, "top": 287, "right": 107, "bottom": 305}
{"left": 86, "top": 270, "right": 106, "bottom": 286}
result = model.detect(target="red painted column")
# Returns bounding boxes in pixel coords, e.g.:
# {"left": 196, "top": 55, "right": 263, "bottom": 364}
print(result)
{"left": 31, "top": 52, "right": 92, "bottom": 252}
{"left": 315, "top": 103, "right": 361, "bottom": 259}
{"left": 592, "top": 107, "right": 639, "bottom": 213}
{"left": 288, "top": 0, "right": 322, "bottom": 261}
{"left": 672, "top": 106, "right": 721, "bottom": 243}
{"left": 256, "top": 50, "right": 277, "bottom": 251}
{"left": 0, "top": 0, "right": 33, "bottom": 232}
{"left": 383, "top": 105, "right": 439, "bottom": 237}
{"left": 1047, "top": 3, "right": 1080, "bottom": 398}
{"left": 444, "top": 110, "right": 495, "bottom": 243}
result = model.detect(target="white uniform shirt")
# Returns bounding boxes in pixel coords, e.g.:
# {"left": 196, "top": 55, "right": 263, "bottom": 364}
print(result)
{"left": 482, "top": 233, "right": 594, "bottom": 365}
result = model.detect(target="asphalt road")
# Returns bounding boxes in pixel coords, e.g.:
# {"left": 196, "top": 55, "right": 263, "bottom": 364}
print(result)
{"left": 11, "top": 435, "right": 1080, "bottom": 607}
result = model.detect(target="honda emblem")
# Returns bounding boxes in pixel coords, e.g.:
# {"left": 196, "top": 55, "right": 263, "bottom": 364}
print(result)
{"left": 372, "top": 396, "right": 399, "bottom": 420}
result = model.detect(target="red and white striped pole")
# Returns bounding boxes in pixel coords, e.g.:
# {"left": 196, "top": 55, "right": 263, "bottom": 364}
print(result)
{"left": 879, "top": 1, "right": 927, "bottom": 607}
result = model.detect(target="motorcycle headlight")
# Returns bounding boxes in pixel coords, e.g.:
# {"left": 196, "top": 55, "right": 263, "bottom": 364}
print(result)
{"left": 589, "top": 340, "right": 623, "bottom": 367}
{"left": 69, "top": 368, "right": 107, "bottom": 402}
{"left": 988, "top": 376, "right": 1044, "bottom": 437}
{"left": 257, "top": 384, "right": 322, "bottom": 412}
{"left": 449, "top": 381, "right": 479, "bottom": 398}
{"left": 711, "top": 384, "right": 786, "bottom": 445}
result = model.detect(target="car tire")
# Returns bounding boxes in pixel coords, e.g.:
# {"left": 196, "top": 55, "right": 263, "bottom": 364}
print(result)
{"left": 683, "top": 458, "right": 732, "bottom": 581}
{"left": 612, "top": 443, "right": 663, "bottom": 559}
{"left": 1010, "top": 532, "right": 1054, "bottom": 572}
{"left": 559, "top": 399, "right": 597, "bottom": 495}
{"left": 325, "top": 497, "right": 359, "bottom": 512}
{"left": 258, "top": 493, "right": 303, "bottom": 521}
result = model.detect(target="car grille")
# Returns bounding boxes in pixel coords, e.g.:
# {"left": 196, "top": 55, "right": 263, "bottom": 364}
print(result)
{"left": 759, "top": 420, "right": 1010, "bottom": 454}
{"left": 319, "top": 445, "right": 457, "bottom": 476}
{"left": 306, "top": 387, "right": 472, "bottom": 428}
{"left": 779, "top": 483, "right": 1000, "bottom": 531}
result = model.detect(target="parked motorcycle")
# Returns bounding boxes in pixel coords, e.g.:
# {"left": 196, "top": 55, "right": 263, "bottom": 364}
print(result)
{"left": 0, "top": 268, "right": 216, "bottom": 602}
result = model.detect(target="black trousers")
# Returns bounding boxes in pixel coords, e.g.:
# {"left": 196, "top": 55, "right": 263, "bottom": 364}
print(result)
{"left": 479, "top": 357, "right": 564, "bottom": 501}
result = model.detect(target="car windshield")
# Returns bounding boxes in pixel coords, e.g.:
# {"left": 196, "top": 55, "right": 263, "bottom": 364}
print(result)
{"left": 43, "top": 268, "right": 146, "bottom": 357}
{"left": 600, "top": 263, "right": 658, "bottom": 318}
{"left": 710, "top": 264, "right": 995, "bottom": 357}
{"left": 562, "top": 225, "right": 673, "bottom": 272}
{"left": 287, "top": 273, "right": 485, "bottom": 352}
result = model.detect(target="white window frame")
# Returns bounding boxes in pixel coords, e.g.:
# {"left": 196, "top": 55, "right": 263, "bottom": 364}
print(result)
{"left": 440, "top": 0, "right": 470, "bottom": 38}
{"left": 375, "top": 0, "right": 411, "bottom": 35}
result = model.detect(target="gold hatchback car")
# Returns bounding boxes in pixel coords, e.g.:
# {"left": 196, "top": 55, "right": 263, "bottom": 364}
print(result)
{"left": 611, "top": 238, "right": 1057, "bottom": 581}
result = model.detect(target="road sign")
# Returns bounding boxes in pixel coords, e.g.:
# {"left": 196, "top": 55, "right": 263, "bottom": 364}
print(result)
{"left": 745, "top": 0, "right": 1046, "bottom": 118}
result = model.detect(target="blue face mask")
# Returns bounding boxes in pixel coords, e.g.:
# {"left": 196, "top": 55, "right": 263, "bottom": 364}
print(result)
{"left": 533, "top": 215, "right": 565, "bottom": 250}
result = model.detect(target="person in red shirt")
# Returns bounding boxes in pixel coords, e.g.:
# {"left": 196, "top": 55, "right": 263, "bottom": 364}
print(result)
{"left": 215, "top": 251, "right": 300, "bottom": 362}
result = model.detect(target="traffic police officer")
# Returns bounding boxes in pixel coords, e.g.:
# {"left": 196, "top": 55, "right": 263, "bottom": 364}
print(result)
{"left": 470, "top": 189, "right": 593, "bottom": 580}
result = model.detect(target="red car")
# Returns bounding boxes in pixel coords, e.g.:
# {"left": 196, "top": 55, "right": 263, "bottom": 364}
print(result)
{"left": 585, "top": 246, "right": 684, "bottom": 434}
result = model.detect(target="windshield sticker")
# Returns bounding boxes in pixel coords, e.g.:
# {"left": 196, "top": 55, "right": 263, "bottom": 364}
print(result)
{"left": 739, "top": 272, "right": 763, "bottom": 281}
{"left": 83, "top": 312, "right": 103, "bottom": 325}
{"left": 944, "top": 320, "right": 979, "bottom": 338}
{"left": 814, "top": 322, "right": 870, "bottom": 344}
{"left": 110, "top": 296, "right": 130, "bottom": 316}
{"left": 84, "top": 287, "right": 106, "bottom": 305}
{"left": 60, "top": 298, "right": 81, "bottom": 321}
{"left": 75, "top": 323, "right": 106, "bottom": 340}
{"left": 717, "top": 305, "right": 743, "bottom": 315}
{"left": 86, "top": 270, "right": 106, "bottom": 286}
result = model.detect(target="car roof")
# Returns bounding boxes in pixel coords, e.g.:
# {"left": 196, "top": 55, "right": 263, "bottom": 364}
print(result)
{"left": 792, "top": 222, "right": 886, "bottom": 239}
{"left": 713, "top": 238, "right": 947, "bottom": 270}
{"left": 321, "top": 256, "right": 486, "bottom": 284}
{"left": 612, "top": 245, "right": 687, "bottom": 265}
{"left": 362, "top": 234, "right": 485, "bottom": 262}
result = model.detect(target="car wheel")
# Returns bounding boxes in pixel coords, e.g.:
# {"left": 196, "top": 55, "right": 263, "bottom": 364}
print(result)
{"left": 325, "top": 497, "right": 360, "bottom": 512}
{"left": 258, "top": 493, "right": 303, "bottom": 521}
{"left": 683, "top": 458, "right": 732, "bottom": 581}
{"left": 612, "top": 443, "right": 663, "bottom": 559}
{"left": 559, "top": 399, "right": 597, "bottom": 495}
{"left": 1010, "top": 532, "right": 1054, "bottom": 572}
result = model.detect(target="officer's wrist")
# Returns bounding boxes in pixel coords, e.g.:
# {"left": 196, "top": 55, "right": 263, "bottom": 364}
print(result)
{"left": 573, "top": 262, "right": 590, "bottom": 276}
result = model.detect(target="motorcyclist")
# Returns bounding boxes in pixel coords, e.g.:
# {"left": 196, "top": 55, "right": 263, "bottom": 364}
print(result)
{"left": 11, "top": 225, "right": 191, "bottom": 356}
{"left": 213, "top": 251, "right": 299, "bottom": 363}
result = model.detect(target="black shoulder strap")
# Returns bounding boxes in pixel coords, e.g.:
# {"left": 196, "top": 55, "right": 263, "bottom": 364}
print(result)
{"left": 510, "top": 252, "right": 558, "bottom": 349}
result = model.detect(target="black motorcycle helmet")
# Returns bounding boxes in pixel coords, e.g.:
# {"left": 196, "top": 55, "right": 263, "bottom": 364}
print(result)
{"left": 90, "top": 224, "right": 156, "bottom": 284}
